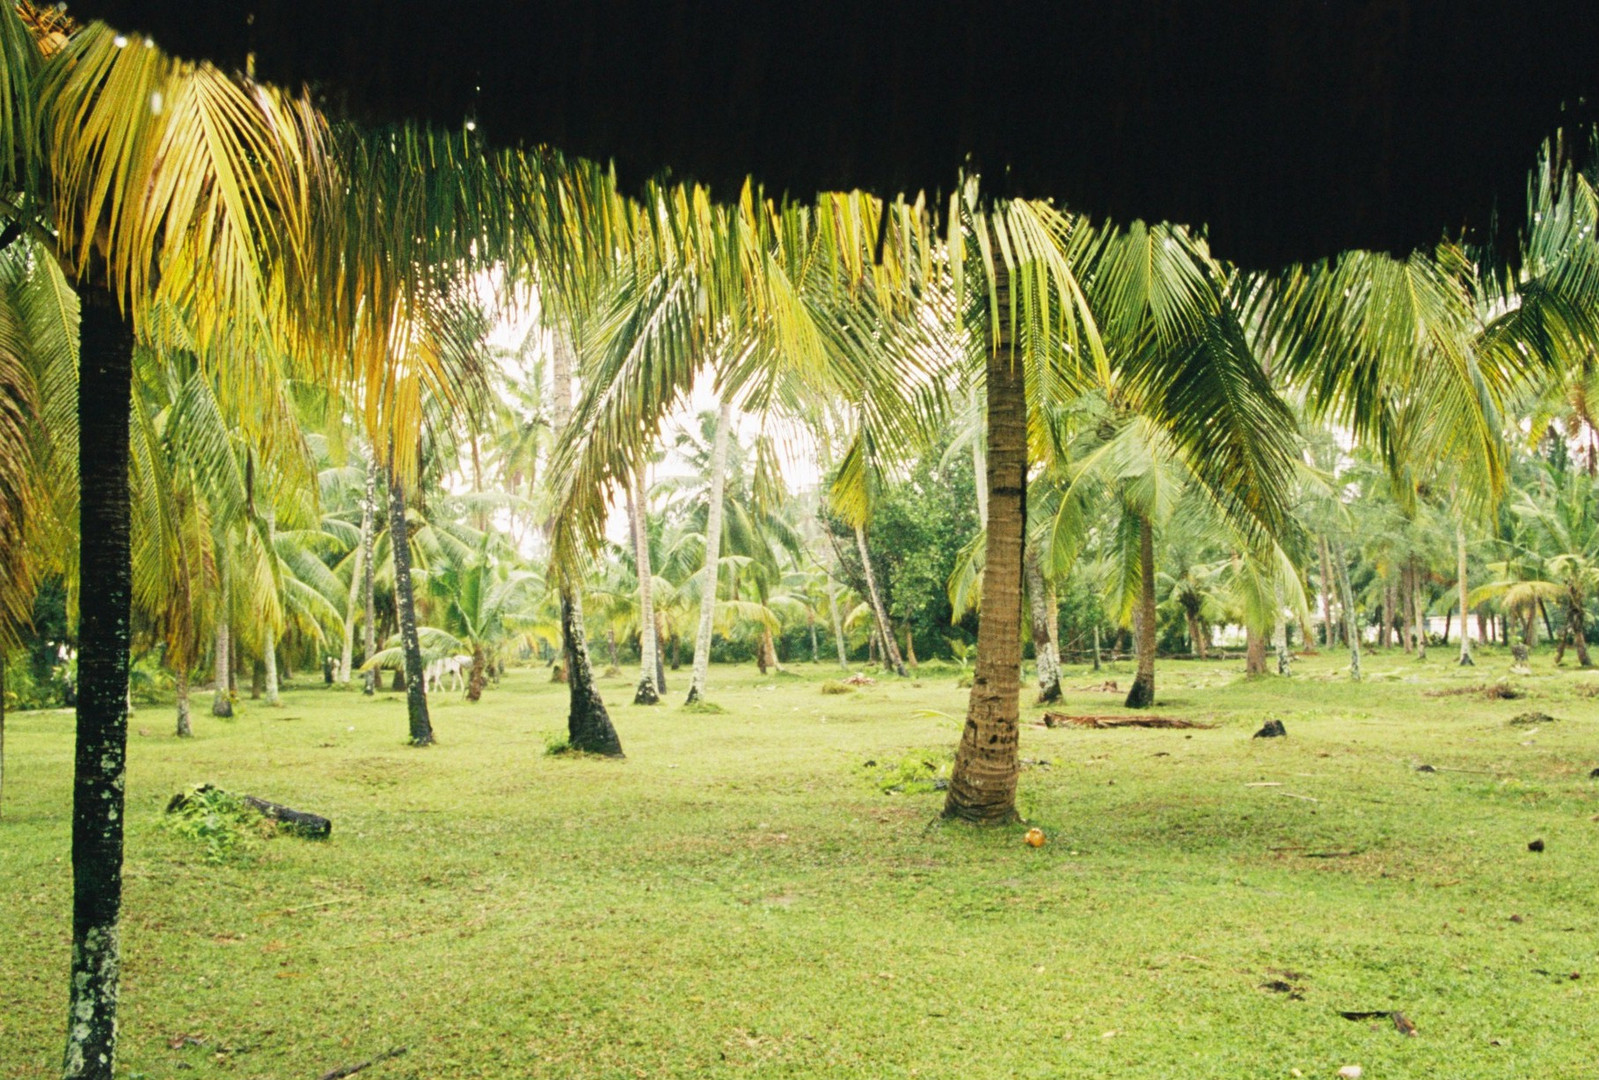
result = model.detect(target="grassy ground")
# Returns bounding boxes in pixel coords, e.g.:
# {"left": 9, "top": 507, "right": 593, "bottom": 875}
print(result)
{"left": 2, "top": 646, "right": 1597, "bottom": 1079}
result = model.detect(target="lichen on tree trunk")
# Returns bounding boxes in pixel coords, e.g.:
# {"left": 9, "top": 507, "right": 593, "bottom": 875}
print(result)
{"left": 63, "top": 292, "right": 133, "bottom": 1080}
{"left": 945, "top": 261, "right": 1024, "bottom": 824}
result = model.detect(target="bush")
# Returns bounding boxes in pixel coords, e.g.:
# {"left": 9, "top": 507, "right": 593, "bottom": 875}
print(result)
{"left": 866, "top": 752, "right": 951, "bottom": 795}
{"left": 163, "top": 785, "right": 272, "bottom": 864}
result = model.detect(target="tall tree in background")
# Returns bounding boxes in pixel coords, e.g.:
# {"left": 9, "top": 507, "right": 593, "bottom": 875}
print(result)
{"left": 686, "top": 399, "right": 733, "bottom": 705}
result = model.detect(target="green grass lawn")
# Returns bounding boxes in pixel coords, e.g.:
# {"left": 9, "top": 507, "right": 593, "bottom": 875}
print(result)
{"left": 3, "top": 647, "right": 1598, "bottom": 1078}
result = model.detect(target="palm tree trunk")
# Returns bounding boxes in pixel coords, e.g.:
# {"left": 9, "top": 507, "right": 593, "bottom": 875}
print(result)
{"left": 467, "top": 645, "right": 488, "bottom": 702}
{"left": 250, "top": 659, "right": 264, "bottom": 699}
{"left": 1024, "top": 543, "right": 1062, "bottom": 703}
{"left": 903, "top": 625, "right": 917, "bottom": 667}
{"left": 62, "top": 292, "right": 133, "bottom": 1080}
{"left": 388, "top": 465, "right": 433, "bottom": 746}
{"left": 1412, "top": 559, "right": 1428, "bottom": 660}
{"left": 1319, "top": 536, "right": 1336, "bottom": 648}
{"left": 1125, "top": 516, "right": 1158, "bottom": 707}
{"left": 1272, "top": 586, "right": 1290, "bottom": 673}
{"left": 338, "top": 532, "right": 362, "bottom": 683}
{"left": 828, "top": 576, "right": 850, "bottom": 669}
{"left": 686, "top": 399, "right": 733, "bottom": 704}
{"left": 211, "top": 589, "right": 232, "bottom": 718}
{"left": 174, "top": 666, "right": 192, "bottom": 737}
{"left": 263, "top": 639, "right": 280, "bottom": 706}
{"left": 946, "top": 267, "right": 1025, "bottom": 824}
{"left": 1245, "top": 626, "right": 1268, "bottom": 675}
{"left": 561, "top": 586, "right": 624, "bottom": 755}
{"left": 1400, "top": 567, "right": 1415, "bottom": 653}
{"left": 808, "top": 611, "right": 819, "bottom": 663}
{"left": 855, "top": 523, "right": 907, "bottom": 677}
{"left": 1334, "top": 540, "right": 1362, "bottom": 681}
{"left": 1092, "top": 623, "right": 1102, "bottom": 671}
{"left": 626, "top": 462, "right": 660, "bottom": 704}
{"left": 1573, "top": 592, "right": 1592, "bottom": 667}
{"left": 1456, "top": 525, "right": 1474, "bottom": 666}
{"left": 654, "top": 610, "right": 669, "bottom": 691}
{"left": 361, "top": 462, "right": 378, "bottom": 695}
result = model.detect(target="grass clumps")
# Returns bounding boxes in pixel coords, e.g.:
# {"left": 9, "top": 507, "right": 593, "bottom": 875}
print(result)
{"left": 820, "top": 680, "right": 855, "bottom": 695}
{"left": 680, "top": 699, "right": 727, "bottom": 714}
{"left": 1509, "top": 710, "right": 1559, "bottom": 726}
{"left": 865, "top": 751, "right": 951, "bottom": 794}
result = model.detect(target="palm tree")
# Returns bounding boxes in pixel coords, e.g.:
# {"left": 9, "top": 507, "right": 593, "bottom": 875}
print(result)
{"left": 686, "top": 398, "right": 733, "bottom": 704}
{"left": 626, "top": 459, "right": 661, "bottom": 703}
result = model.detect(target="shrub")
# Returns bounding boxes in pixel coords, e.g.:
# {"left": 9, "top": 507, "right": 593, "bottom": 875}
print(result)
{"left": 163, "top": 785, "right": 271, "bottom": 864}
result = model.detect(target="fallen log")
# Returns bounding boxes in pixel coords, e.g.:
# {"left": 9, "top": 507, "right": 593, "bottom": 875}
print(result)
{"left": 166, "top": 784, "right": 332, "bottom": 838}
{"left": 1041, "top": 713, "right": 1215, "bottom": 730}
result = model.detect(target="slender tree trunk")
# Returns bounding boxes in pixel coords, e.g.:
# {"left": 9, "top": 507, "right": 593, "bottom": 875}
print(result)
{"left": 561, "top": 587, "right": 624, "bottom": 755}
{"left": 760, "top": 625, "right": 781, "bottom": 673}
{"left": 250, "top": 659, "right": 264, "bottom": 700}
{"left": 1092, "top": 623, "right": 1102, "bottom": 671}
{"left": 211, "top": 587, "right": 232, "bottom": 718}
{"left": 946, "top": 264, "right": 1025, "bottom": 824}
{"left": 174, "top": 666, "right": 191, "bottom": 737}
{"left": 605, "top": 628, "right": 619, "bottom": 672}
{"left": 654, "top": 610, "right": 669, "bottom": 691}
{"left": 1334, "top": 540, "right": 1362, "bottom": 681}
{"left": 808, "top": 611, "right": 819, "bottom": 663}
{"left": 686, "top": 399, "right": 733, "bottom": 704}
{"left": 467, "top": 645, "right": 487, "bottom": 702}
{"left": 828, "top": 577, "right": 850, "bottom": 669}
{"left": 388, "top": 465, "right": 433, "bottom": 746}
{"left": 1272, "top": 585, "right": 1290, "bottom": 674}
{"left": 1573, "top": 593, "right": 1592, "bottom": 667}
{"left": 1125, "top": 517, "right": 1158, "bottom": 708}
{"left": 855, "top": 524, "right": 907, "bottom": 676}
{"left": 903, "top": 625, "right": 917, "bottom": 667}
{"left": 669, "top": 632, "right": 681, "bottom": 671}
{"left": 339, "top": 527, "right": 362, "bottom": 683}
{"left": 1023, "top": 543, "right": 1062, "bottom": 703}
{"left": 626, "top": 463, "right": 659, "bottom": 704}
{"left": 62, "top": 293, "right": 133, "bottom": 1080}
{"left": 1540, "top": 599, "right": 1555, "bottom": 644}
{"left": 549, "top": 327, "right": 619, "bottom": 742}
{"left": 361, "top": 463, "right": 378, "bottom": 695}
{"left": 1319, "top": 536, "right": 1336, "bottom": 648}
{"left": 1412, "top": 559, "right": 1428, "bottom": 660}
{"left": 263, "top": 639, "right": 280, "bottom": 706}
{"left": 1400, "top": 567, "right": 1415, "bottom": 653}
{"left": 1245, "top": 626, "right": 1268, "bottom": 675}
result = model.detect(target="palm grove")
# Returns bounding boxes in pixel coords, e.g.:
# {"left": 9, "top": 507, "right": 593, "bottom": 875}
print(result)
{"left": 2, "top": 8, "right": 1599, "bottom": 1079}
